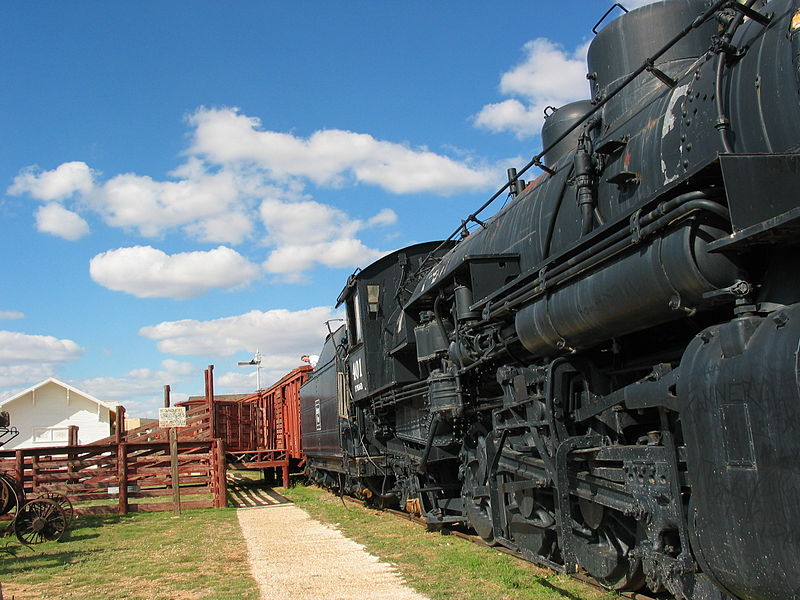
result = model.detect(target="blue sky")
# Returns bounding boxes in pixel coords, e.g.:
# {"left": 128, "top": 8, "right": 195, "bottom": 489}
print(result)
{"left": 0, "top": 1, "right": 650, "bottom": 416}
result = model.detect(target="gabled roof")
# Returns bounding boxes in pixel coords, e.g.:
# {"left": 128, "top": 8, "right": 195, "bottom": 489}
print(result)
{"left": 0, "top": 377, "right": 119, "bottom": 411}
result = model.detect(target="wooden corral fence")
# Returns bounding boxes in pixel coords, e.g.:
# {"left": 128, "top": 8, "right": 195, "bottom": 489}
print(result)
{"left": 0, "top": 364, "right": 313, "bottom": 514}
{"left": 0, "top": 439, "right": 226, "bottom": 515}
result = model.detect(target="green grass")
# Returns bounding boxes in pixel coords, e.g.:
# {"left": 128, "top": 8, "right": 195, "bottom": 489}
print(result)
{"left": 280, "top": 484, "right": 617, "bottom": 600}
{"left": 1, "top": 508, "right": 259, "bottom": 600}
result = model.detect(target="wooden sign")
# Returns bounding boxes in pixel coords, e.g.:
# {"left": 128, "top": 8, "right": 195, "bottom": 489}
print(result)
{"left": 158, "top": 407, "right": 187, "bottom": 428}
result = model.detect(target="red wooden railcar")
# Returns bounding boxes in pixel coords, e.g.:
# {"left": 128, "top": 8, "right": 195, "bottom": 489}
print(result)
{"left": 175, "top": 364, "right": 312, "bottom": 486}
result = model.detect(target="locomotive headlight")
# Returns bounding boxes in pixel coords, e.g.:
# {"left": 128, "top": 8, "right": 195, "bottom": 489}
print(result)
{"left": 791, "top": 9, "right": 800, "bottom": 32}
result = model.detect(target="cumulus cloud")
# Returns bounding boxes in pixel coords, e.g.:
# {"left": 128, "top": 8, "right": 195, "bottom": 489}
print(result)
{"left": 7, "top": 161, "right": 95, "bottom": 201}
{"left": 35, "top": 203, "right": 90, "bottom": 241}
{"left": 89, "top": 163, "right": 252, "bottom": 244}
{"left": 9, "top": 106, "right": 481, "bottom": 280}
{"left": 0, "top": 331, "right": 83, "bottom": 364}
{"left": 0, "top": 364, "right": 58, "bottom": 390}
{"left": 89, "top": 245, "right": 260, "bottom": 299}
{"left": 0, "top": 311, "right": 24, "bottom": 320}
{"left": 0, "top": 330, "right": 84, "bottom": 389}
{"left": 139, "top": 306, "right": 339, "bottom": 357}
{"left": 259, "top": 198, "right": 393, "bottom": 277}
{"left": 189, "top": 108, "right": 495, "bottom": 194}
{"left": 76, "top": 359, "right": 198, "bottom": 405}
{"left": 474, "top": 38, "right": 591, "bottom": 139}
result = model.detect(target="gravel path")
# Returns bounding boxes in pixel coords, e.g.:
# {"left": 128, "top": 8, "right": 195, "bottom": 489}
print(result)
{"left": 237, "top": 502, "right": 430, "bottom": 600}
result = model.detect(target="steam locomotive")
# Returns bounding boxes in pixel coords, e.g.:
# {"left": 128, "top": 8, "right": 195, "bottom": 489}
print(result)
{"left": 299, "top": 1, "right": 800, "bottom": 598}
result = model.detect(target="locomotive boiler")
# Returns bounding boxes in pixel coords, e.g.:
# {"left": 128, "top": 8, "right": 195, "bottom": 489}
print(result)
{"left": 300, "top": 1, "right": 800, "bottom": 598}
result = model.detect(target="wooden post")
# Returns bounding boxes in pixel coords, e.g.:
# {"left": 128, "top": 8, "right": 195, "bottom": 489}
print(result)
{"left": 67, "top": 425, "right": 79, "bottom": 486}
{"left": 164, "top": 384, "right": 171, "bottom": 408}
{"left": 215, "top": 439, "right": 227, "bottom": 508}
{"left": 282, "top": 462, "right": 290, "bottom": 489}
{"left": 115, "top": 406, "right": 126, "bottom": 443}
{"left": 15, "top": 450, "right": 24, "bottom": 490}
{"left": 208, "top": 365, "right": 217, "bottom": 440}
{"left": 170, "top": 428, "right": 181, "bottom": 516}
{"left": 117, "top": 443, "right": 128, "bottom": 515}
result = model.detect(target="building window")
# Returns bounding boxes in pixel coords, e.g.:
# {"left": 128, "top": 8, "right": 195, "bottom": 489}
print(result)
{"left": 32, "top": 427, "right": 70, "bottom": 444}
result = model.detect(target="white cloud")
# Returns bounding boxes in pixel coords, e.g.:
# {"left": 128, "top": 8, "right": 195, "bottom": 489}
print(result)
{"left": 7, "top": 161, "right": 95, "bottom": 201}
{"left": 89, "top": 164, "right": 252, "bottom": 244}
{"left": 0, "top": 311, "right": 24, "bottom": 320}
{"left": 259, "top": 198, "right": 392, "bottom": 276}
{"left": 139, "top": 306, "right": 339, "bottom": 357}
{"left": 367, "top": 208, "right": 398, "bottom": 227}
{"left": 9, "top": 106, "right": 492, "bottom": 281}
{"left": 0, "top": 364, "right": 58, "bottom": 390}
{"left": 263, "top": 239, "right": 385, "bottom": 276}
{"left": 35, "top": 203, "right": 90, "bottom": 241}
{"left": 217, "top": 363, "right": 302, "bottom": 393}
{"left": 66, "top": 359, "right": 199, "bottom": 417}
{"left": 0, "top": 330, "right": 83, "bottom": 364}
{"left": 474, "top": 38, "right": 591, "bottom": 139}
{"left": 188, "top": 107, "right": 495, "bottom": 194}
{"left": 0, "top": 330, "right": 84, "bottom": 389}
{"left": 89, "top": 245, "right": 260, "bottom": 299}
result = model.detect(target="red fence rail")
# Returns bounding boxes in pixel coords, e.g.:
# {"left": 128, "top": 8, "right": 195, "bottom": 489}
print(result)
{"left": 0, "top": 439, "right": 226, "bottom": 515}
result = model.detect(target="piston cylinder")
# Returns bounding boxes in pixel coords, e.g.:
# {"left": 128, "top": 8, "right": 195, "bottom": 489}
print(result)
{"left": 514, "top": 222, "right": 737, "bottom": 356}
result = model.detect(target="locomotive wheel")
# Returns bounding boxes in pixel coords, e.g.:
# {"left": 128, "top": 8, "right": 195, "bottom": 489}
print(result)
{"left": 571, "top": 505, "right": 645, "bottom": 591}
{"left": 35, "top": 492, "right": 74, "bottom": 524}
{"left": 13, "top": 499, "right": 68, "bottom": 545}
{"left": 508, "top": 487, "right": 556, "bottom": 557}
{"left": 461, "top": 427, "right": 496, "bottom": 543}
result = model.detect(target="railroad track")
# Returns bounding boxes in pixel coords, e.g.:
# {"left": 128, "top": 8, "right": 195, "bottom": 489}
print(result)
{"left": 335, "top": 493, "right": 659, "bottom": 600}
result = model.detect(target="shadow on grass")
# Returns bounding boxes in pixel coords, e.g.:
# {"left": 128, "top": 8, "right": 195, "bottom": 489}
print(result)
{"left": 0, "top": 548, "right": 104, "bottom": 574}
{"left": 61, "top": 532, "right": 101, "bottom": 543}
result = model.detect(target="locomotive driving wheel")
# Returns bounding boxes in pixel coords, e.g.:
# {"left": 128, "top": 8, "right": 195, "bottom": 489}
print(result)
{"left": 461, "top": 425, "right": 496, "bottom": 543}
{"left": 570, "top": 502, "right": 645, "bottom": 591}
{"left": 13, "top": 499, "right": 68, "bottom": 545}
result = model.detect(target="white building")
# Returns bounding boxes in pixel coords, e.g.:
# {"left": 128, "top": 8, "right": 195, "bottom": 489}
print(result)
{"left": 0, "top": 378, "right": 119, "bottom": 450}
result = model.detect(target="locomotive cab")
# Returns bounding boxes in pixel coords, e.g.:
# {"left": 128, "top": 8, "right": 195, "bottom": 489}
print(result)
{"left": 336, "top": 241, "right": 454, "bottom": 402}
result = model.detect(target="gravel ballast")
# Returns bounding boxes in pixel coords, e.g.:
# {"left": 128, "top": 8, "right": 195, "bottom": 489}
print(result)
{"left": 237, "top": 503, "right": 430, "bottom": 600}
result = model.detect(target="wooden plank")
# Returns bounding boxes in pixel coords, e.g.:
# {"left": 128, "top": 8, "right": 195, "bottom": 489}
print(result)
{"left": 130, "top": 499, "right": 215, "bottom": 512}
{"left": 128, "top": 486, "right": 211, "bottom": 498}
{"left": 125, "top": 477, "right": 210, "bottom": 487}
{"left": 228, "top": 461, "right": 289, "bottom": 469}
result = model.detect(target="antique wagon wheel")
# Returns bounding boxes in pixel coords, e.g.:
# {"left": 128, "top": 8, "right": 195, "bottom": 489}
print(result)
{"left": 0, "top": 473, "right": 22, "bottom": 519}
{"left": 13, "top": 499, "right": 67, "bottom": 545}
{"left": 35, "top": 492, "right": 74, "bottom": 524}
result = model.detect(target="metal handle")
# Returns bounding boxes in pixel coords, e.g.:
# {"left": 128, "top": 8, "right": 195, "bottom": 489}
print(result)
{"left": 593, "top": 2, "right": 628, "bottom": 34}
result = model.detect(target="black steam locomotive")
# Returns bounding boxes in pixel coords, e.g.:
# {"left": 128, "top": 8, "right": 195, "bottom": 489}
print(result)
{"left": 300, "top": 1, "right": 800, "bottom": 598}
